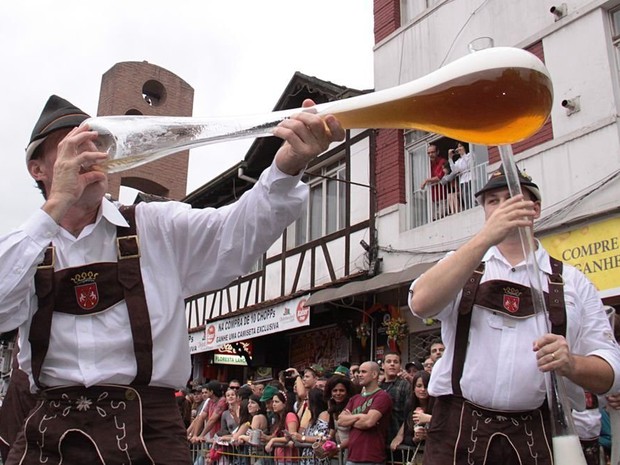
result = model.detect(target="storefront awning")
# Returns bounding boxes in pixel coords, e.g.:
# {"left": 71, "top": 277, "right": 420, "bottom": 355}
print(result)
{"left": 305, "top": 261, "right": 436, "bottom": 307}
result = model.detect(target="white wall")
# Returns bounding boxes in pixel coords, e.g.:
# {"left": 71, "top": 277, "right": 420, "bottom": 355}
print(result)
{"left": 373, "top": 0, "right": 620, "bottom": 271}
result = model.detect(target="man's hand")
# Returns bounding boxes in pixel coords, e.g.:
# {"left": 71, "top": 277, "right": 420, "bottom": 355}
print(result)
{"left": 478, "top": 194, "right": 536, "bottom": 247}
{"left": 534, "top": 333, "right": 614, "bottom": 394}
{"left": 273, "top": 99, "right": 344, "bottom": 176}
{"left": 337, "top": 408, "right": 356, "bottom": 427}
{"left": 607, "top": 393, "right": 620, "bottom": 410}
{"left": 38, "top": 125, "right": 108, "bottom": 223}
{"left": 48, "top": 126, "right": 107, "bottom": 203}
{"left": 533, "top": 333, "right": 574, "bottom": 376}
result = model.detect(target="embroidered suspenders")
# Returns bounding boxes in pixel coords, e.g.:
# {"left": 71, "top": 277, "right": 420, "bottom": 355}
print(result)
{"left": 451, "top": 256, "right": 566, "bottom": 396}
{"left": 29, "top": 206, "right": 153, "bottom": 388}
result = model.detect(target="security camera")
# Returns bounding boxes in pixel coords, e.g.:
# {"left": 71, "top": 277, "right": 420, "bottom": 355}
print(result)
{"left": 561, "top": 97, "right": 580, "bottom": 115}
{"left": 550, "top": 4, "right": 567, "bottom": 20}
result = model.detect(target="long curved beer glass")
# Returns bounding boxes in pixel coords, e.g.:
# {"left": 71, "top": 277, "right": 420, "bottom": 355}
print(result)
{"left": 83, "top": 47, "right": 553, "bottom": 173}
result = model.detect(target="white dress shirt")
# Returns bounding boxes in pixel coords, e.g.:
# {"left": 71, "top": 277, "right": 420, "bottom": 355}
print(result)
{"left": 0, "top": 162, "right": 306, "bottom": 391}
{"left": 410, "top": 244, "right": 620, "bottom": 411}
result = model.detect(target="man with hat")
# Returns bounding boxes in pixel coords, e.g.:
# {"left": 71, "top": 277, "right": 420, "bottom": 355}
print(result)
{"left": 409, "top": 166, "right": 620, "bottom": 465}
{"left": 404, "top": 360, "right": 423, "bottom": 380}
{"left": 0, "top": 95, "right": 344, "bottom": 464}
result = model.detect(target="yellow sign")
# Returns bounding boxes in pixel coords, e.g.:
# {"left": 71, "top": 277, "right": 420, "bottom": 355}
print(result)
{"left": 540, "top": 217, "right": 620, "bottom": 294}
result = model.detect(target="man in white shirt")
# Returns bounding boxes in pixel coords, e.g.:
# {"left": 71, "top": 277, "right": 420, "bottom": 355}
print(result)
{"left": 0, "top": 94, "right": 344, "bottom": 465}
{"left": 409, "top": 167, "right": 620, "bottom": 465}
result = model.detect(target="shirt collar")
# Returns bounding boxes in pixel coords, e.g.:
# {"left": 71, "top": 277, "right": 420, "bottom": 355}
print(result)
{"left": 483, "top": 240, "right": 553, "bottom": 275}
{"left": 101, "top": 197, "right": 130, "bottom": 228}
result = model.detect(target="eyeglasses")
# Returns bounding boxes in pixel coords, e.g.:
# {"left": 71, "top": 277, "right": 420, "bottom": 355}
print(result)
{"left": 229, "top": 386, "right": 240, "bottom": 390}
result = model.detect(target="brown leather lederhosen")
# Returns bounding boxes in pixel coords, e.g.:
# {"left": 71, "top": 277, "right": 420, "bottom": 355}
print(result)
{"left": 424, "top": 257, "right": 566, "bottom": 465}
{"left": 6, "top": 206, "right": 190, "bottom": 465}
{"left": 0, "top": 346, "right": 36, "bottom": 462}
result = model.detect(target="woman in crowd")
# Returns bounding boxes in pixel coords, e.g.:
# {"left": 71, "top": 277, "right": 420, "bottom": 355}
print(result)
{"left": 390, "top": 370, "right": 434, "bottom": 454}
{"left": 292, "top": 388, "right": 329, "bottom": 465}
{"left": 264, "top": 391, "right": 300, "bottom": 464}
{"left": 233, "top": 395, "right": 270, "bottom": 444}
{"left": 324, "top": 375, "right": 355, "bottom": 449}
{"left": 218, "top": 387, "right": 241, "bottom": 437}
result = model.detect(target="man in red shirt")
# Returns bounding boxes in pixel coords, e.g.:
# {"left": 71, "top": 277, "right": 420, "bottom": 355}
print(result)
{"left": 187, "top": 380, "right": 226, "bottom": 442}
{"left": 420, "top": 143, "right": 447, "bottom": 220}
{"left": 339, "top": 361, "right": 393, "bottom": 465}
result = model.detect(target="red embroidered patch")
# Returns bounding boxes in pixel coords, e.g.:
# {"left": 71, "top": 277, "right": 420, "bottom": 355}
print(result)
{"left": 503, "top": 294, "right": 520, "bottom": 313}
{"left": 71, "top": 271, "right": 100, "bottom": 311}
{"left": 75, "top": 283, "right": 99, "bottom": 310}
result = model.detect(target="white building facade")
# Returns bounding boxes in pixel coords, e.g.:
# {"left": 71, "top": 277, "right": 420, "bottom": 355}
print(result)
{"left": 365, "top": 0, "right": 620, "bottom": 361}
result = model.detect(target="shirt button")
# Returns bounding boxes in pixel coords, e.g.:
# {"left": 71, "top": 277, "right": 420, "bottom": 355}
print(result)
{"left": 14, "top": 267, "right": 23, "bottom": 274}
{"left": 511, "top": 268, "right": 516, "bottom": 272}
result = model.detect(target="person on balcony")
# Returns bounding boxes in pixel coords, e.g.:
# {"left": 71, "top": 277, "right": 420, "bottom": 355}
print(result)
{"left": 447, "top": 142, "right": 474, "bottom": 211}
{"left": 420, "top": 144, "right": 447, "bottom": 220}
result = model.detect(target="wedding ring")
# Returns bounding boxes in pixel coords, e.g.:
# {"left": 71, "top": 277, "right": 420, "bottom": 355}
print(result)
{"left": 551, "top": 352, "right": 556, "bottom": 360}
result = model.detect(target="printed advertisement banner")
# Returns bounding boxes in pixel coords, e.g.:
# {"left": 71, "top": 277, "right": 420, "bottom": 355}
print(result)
{"left": 540, "top": 217, "right": 620, "bottom": 298}
{"left": 198, "top": 295, "right": 310, "bottom": 351}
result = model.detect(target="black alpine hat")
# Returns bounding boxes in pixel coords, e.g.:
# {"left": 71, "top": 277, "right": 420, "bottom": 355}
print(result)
{"left": 474, "top": 165, "right": 541, "bottom": 202}
{"left": 25, "top": 95, "right": 90, "bottom": 162}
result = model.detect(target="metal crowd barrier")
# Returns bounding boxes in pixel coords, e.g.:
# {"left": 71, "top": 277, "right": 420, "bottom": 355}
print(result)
{"left": 189, "top": 441, "right": 344, "bottom": 465}
{"left": 389, "top": 444, "right": 423, "bottom": 465}
{"left": 189, "top": 441, "right": 422, "bottom": 465}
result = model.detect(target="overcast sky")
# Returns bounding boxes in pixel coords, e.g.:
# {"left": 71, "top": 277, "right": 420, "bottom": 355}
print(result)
{"left": 0, "top": 1, "right": 374, "bottom": 235}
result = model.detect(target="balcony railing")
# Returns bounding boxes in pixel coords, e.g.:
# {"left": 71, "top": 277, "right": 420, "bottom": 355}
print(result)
{"left": 411, "top": 162, "right": 488, "bottom": 228}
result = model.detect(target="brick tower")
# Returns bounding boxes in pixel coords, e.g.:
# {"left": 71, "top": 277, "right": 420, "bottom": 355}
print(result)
{"left": 97, "top": 61, "right": 194, "bottom": 201}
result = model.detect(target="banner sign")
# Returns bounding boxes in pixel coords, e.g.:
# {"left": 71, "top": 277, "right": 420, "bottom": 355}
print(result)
{"left": 189, "top": 329, "right": 209, "bottom": 355}
{"left": 540, "top": 217, "right": 620, "bottom": 298}
{"left": 203, "top": 295, "right": 310, "bottom": 351}
{"left": 213, "top": 354, "right": 248, "bottom": 366}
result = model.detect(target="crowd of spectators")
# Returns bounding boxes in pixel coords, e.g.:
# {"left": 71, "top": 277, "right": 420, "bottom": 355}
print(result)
{"left": 180, "top": 341, "right": 445, "bottom": 464}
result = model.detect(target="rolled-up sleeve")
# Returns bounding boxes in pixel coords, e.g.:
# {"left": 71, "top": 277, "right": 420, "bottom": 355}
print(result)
{"left": 568, "top": 267, "right": 620, "bottom": 395}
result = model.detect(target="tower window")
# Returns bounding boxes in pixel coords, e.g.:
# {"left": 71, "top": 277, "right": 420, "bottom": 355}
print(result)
{"left": 142, "top": 80, "right": 166, "bottom": 106}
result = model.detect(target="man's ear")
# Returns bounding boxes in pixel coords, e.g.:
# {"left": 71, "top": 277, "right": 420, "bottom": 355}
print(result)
{"left": 27, "top": 158, "right": 47, "bottom": 181}
{"left": 533, "top": 200, "right": 542, "bottom": 220}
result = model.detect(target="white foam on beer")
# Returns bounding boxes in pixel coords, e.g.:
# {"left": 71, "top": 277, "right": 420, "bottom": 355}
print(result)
{"left": 552, "top": 435, "right": 586, "bottom": 465}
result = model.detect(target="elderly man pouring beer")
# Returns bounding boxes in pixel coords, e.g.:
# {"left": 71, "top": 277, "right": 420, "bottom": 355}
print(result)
{"left": 0, "top": 95, "right": 344, "bottom": 464}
